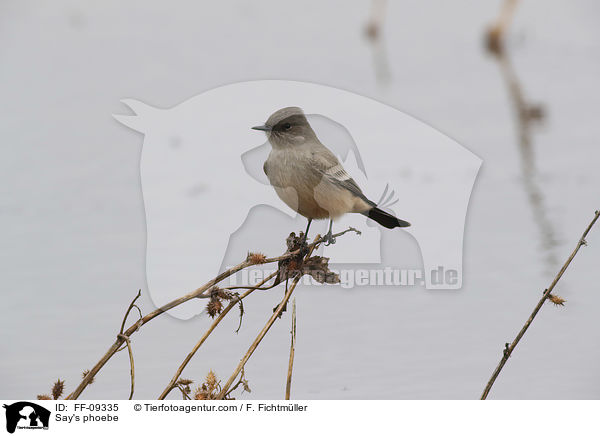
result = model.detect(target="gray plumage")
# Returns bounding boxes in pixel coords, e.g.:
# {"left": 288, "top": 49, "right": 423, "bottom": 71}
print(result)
{"left": 253, "top": 107, "right": 410, "bottom": 230}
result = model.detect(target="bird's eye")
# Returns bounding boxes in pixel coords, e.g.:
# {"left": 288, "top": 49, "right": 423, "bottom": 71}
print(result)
{"left": 282, "top": 123, "right": 292, "bottom": 130}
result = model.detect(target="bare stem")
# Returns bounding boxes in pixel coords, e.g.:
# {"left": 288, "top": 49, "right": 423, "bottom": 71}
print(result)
{"left": 217, "top": 274, "right": 303, "bottom": 399}
{"left": 285, "top": 298, "right": 297, "bottom": 400}
{"left": 216, "top": 241, "right": 319, "bottom": 399}
{"left": 224, "top": 368, "right": 248, "bottom": 399}
{"left": 480, "top": 210, "right": 600, "bottom": 399}
{"left": 67, "top": 227, "right": 358, "bottom": 400}
{"left": 67, "top": 257, "right": 255, "bottom": 399}
{"left": 176, "top": 384, "right": 192, "bottom": 400}
{"left": 157, "top": 271, "right": 278, "bottom": 400}
{"left": 119, "top": 290, "right": 142, "bottom": 335}
{"left": 117, "top": 334, "right": 135, "bottom": 400}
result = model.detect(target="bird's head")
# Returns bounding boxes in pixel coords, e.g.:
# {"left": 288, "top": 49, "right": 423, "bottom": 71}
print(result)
{"left": 252, "top": 106, "right": 317, "bottom": 148}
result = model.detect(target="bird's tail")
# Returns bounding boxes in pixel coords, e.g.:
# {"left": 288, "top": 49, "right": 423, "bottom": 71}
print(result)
{"left": 364, "top": 207, "right": 411, "bottom": 229}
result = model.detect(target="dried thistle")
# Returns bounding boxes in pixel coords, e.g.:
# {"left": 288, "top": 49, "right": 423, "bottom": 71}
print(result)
{"left": 278, "top": 255, "right": 303, "bottom": 282}
{"left": 247, "top": 252, "right": 267, "bottom": 265}
{"left": 548, "top": 294, "right": 566, "bottom": 306}
{"left": 206, "top": 297, "right": 223, "bottom": 318}
{"left": 82, "top": 369, "right": 95, "bottom": 384}
{"left": 302, "top": 256, "right": 340, "bottom": 284}
{"left": 205, "top": 370, "right": 218, "bottom": 391}
{"left": 37, "top": 395, "right": 51, "bottom": 400}
{"left": 277, "top": 232, "right": 310, "bottom": 282}
{"left": 285, "top": 232, "right": 307, "bottom": 252}
{"left": 192, "top": 370, "right": 222, "bottom": 400}
{"left": 52, "top": 379, "right": 65, "bottom": 400}
{"left": 279, "top": 260, "right": 300, "bottom": 282}
{"left": 194, "top": 389, "right": 208, "bottom": 400}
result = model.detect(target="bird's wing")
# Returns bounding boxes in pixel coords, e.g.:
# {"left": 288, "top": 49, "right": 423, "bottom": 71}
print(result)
{"left": 310, "top": 146, "right": 375, "bottom": 206}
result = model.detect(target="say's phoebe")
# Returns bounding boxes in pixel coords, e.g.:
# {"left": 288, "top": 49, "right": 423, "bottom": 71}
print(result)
{"left": 253, "top": 107, "right": 410, "bottom": 244}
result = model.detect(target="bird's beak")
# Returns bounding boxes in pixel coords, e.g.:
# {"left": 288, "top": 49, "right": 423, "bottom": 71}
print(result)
{"left": 251, "top": 125, "right": 271, "bottom": 132}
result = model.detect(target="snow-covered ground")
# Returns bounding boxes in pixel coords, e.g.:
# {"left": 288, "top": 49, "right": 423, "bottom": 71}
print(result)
{"left": 2, "top": 1, "right": 600, "bottom": 399}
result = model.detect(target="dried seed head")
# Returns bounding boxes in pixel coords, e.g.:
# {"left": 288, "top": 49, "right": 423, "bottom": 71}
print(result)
{"left": 206, "top": 298, "right": 223, "bottom": 318}
{"left": 247, "top": 252, "right": 267, "bottom": 265}
{"left": 286, "top": 232, "right": 307, "bottom": 252}
{"left": 178, "top": 378, "right": 193, "bottom": 386}
{"left": 52, "top": 379, "right": 65, "bottom": 400}
{"left": 194, "top": 390, "right": 208, "bottom": 400}
{"left": 302, "top": 256, "right": 340, "bottom": 284}
{"left": 37, "top": 394, "right": 51, "bottom": 400}
{"left": 548, "top": 294, "right": 566, "bottom": 306}
{"left": 206, "top": 370, "right": 218, "bottom": 391}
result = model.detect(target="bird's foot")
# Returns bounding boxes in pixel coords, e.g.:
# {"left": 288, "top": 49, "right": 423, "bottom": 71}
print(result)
{"left": 323, "top": 230, "right": 337, "bottom": 246}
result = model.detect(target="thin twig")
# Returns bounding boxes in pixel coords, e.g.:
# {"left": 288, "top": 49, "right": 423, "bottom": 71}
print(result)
{"left": 119, "top": 290, "right": 142, "bottom": 335}
{"left": 495, "top": 0, "right": 519, "bottom": 34}
{"left": 315, "top": 227, "right": 361, "bottom": 244}
{"left": 285, "top": 298, "right": 296, "bottom": 400}
{"left": 67, "top": 258, "right": 256, "bottom": 399}
{"left": 486, "top": 0, "right": 520, "bottom": 53}
{"left": 67, "top": 227, "right": 359, "bottom": 400}
{"left": 176, "top": 384, "right": 192, "bottom": 400}
{"left": 491, "top": 31, "right": 556, "bottom": 273}
{"left": 117, "top": 334, "right": 135, "bottom": 400}
{"left": 217, "top": 274, "right": 303, "bottom": 399}
{"left": 481, "top": 210, "right": 600, "bottom": 399}
{"left": 157, "top": 271, "right": 277, "bottom": 399}
{"left": 224, "top": 368, "right": 248, "bottom": 399}
{"left": 217, "top": 242, "right": 319, "bottom": 399}
{"left": 235, "top": 297, "right": 245, "bottom": 334}
{"left": 220, "top": 278, "right": 281, "bottom": 292}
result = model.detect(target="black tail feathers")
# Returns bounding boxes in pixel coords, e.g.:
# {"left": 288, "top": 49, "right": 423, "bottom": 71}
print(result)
{"left": 365, "top": 207, "right": 411, "bottom": 229}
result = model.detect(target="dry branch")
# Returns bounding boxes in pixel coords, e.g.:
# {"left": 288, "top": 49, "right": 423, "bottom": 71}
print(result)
{"left": 216, "top": 239, "right": 322, "bottom": 399}
{"left": 157, "top": 271, "right": 278, "bottom": 399}
{"left": 216, "top": 274, "right": 303, "bottom": 399}
{"left": 117, "top": 334, "right": 135, "bottom": 400}
{"left": 66, "top": 227, "right": 359, "bottom": 400}
{"left": 486, "top": 0, "right": 520, "bottom": 54}
{"left": 285, "top": 298, "right": 297, "bottom": 400}
{"left": 119, "top": 290, "right": 142, "bottom": 335}
{"left": 480, "top": 210, "right": 600, "bottom": 399}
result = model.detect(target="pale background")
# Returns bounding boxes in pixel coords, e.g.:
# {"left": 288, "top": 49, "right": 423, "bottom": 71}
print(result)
{"left": 1, "top": 1, "right": 599, "bottom": 399}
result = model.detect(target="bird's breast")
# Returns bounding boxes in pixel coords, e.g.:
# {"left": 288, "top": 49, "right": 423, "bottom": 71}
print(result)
{"left": 264, "top": 149, "right": 355, "bottom": 220}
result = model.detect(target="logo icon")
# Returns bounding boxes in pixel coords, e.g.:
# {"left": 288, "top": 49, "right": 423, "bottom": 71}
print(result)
{"left": 114, "top": 81, "right": 481, "bottom": 319}
{"left": 3, "top": 402, "right": 50, "bottom": 434}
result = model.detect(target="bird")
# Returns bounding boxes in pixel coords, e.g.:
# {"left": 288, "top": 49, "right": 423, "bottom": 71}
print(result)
{"left": 252, "top": 107, "right": 410, "bottom": 245}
